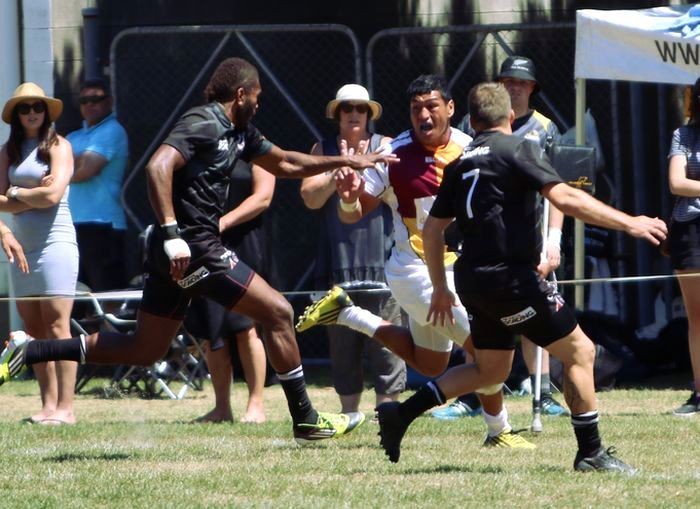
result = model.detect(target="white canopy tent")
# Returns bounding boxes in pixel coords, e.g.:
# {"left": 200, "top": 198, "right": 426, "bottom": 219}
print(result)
{"left": 571, "top": 5, "right": 700, "bottom": 309}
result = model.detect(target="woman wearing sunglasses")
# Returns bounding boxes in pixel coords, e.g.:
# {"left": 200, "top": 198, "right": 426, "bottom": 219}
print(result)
{"left": 0, "top": 82, "right": 79, "bottom": 424}
{"left": 300, "top": 84, "right": 406, "bottom": 421}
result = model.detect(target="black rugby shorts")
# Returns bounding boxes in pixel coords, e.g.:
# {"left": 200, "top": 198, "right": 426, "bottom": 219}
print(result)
{"left": 458, "top": 265, "right": 578, "bottom": 350}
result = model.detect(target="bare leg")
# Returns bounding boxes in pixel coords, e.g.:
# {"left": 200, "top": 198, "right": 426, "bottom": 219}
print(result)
{"left": 17, "top": 300, "right": 56, "bottom": 422}
{"left": 375, "top": 392, "right": 400, "bottom": 407}
{"left": 435, "top": 348, "right": 514, "bottom": 400}
{"left": 233, "top": 275, "right": 300, "bottom": 373}
{"left": 677, "top": 271, "right": 700, "bottom": 393}
{"left": 197, "top": 341, "right": 234, "bottom": 423}
{"left": 84, "top": 309, "right": 182, "bottom": 366}
{"left": 340, "top": 393, "right": 362, "bottom": 414}
{"left": 40, "top": 296, "right": 77, "bottom": 424}
{"left": 545, "top": 326, "right": 597, "bottom": 415}
{"left": 371, "top": 324, "right": 451, "bottom": 377}
{"left": 236, "top": 327, "right": 266, "bottom": 423}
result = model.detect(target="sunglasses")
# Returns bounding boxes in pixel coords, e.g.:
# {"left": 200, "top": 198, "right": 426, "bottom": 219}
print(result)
{"left": 79, "top": 95, "right": 109, "bottom": 105}
{"left": 339, "top": 102, "right": 369, "bottom": 115}
{"left": 16, "top": 102, "right": 47, "bottom": 115}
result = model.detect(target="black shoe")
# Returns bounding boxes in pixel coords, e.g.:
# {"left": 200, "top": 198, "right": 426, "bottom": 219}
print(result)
{"left": 376, "top": 402, "right": 408, "bottom": 463}
{"left": 672, "top": 392, "right": 700, "bottom": 416}
{"left": 574, "top": 446, "right": 637, "bottom": 474}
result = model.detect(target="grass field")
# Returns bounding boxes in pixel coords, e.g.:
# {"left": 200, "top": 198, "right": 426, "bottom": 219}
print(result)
{"left": 1, "top": 373, "right": 698, "bottom": 508}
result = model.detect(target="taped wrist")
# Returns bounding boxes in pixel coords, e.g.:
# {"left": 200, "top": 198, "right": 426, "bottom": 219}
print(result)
{"left": 161, "top": 221, "right": 180, "bottom": 240}
{"left": 160, "top": 222, "right": 190, "bottom": 260}
{"left": 547, "top": 227, "right": 562, "bottom": 247}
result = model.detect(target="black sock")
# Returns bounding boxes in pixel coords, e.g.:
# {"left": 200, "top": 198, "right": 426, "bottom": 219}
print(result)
{"left": 399, "top": 381, "right": 445, "bottom": 423}
{"left": 24, "top": 337, "right": 84, "bottom": 365}
{"left": 457, "top": 392, "right": 481, "bottom": 409}
{"left": 531, "top": 373, "right": 552, "bottom": 396}
{"left": 277, "top": 366, "right": 317, "bottom": 425}
{"left": 572, "top": 411, "right": 602, "bottom": 457}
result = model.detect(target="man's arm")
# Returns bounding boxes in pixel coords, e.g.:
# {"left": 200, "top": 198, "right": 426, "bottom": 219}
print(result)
{"left": 145, "top": 144, "right": 189, "bottom": 280}
{"left": 423, "top": 214, "right": 458, "bottom": 327}
{"left": 543, "top": 182, "right": 667, "bottom": 245}
{"left": 219, "top": 164, "right": 275, "bottom": 232}
{"left": 253, "top": 144, "right": 397, "bottom": 179}
{"left": 71, "top": 151, "right": 108, "bottom": 183}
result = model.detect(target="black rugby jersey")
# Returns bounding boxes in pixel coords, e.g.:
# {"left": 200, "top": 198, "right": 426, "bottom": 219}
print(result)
{"left": 163, "top": 102, "right": 272, "bottom": 253}
{"left": 431, "top": 130, "right": 563, "bottom": 268}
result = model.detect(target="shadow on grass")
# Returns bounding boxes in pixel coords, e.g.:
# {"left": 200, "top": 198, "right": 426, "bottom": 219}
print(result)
{"left": 45, "top": 452, "right": 132, "bottom": 463}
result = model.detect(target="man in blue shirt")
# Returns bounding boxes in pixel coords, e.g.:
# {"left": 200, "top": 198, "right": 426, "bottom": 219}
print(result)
{"left": 67, "top": 77, "right": 129, "bottom": 291}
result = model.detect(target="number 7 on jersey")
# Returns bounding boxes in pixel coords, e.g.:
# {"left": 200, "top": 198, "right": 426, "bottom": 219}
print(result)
{"left": 462, "top": 168, "right": 480, "bottom": 219}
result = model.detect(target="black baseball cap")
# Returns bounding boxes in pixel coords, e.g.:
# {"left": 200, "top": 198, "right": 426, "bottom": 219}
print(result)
{"left": 80, "top": 77, "right": 110, "bottom": 95}
{"left": 497, "top": 56, "right": 540, "bottom": 93}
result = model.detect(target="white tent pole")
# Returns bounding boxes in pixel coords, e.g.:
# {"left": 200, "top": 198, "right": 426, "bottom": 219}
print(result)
{"left": 574, "top": 77, "right": 586, "bottom": 311}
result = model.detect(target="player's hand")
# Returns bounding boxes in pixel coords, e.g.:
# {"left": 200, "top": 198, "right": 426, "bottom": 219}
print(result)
{"left": 161, "top": 223, "right": 191, "bottom": 281}
{"left": 1, "top": 231, "right": 28, "bottom": 273}
{"left": 334, "top": 167, "right": 365, "bottom": 203}
{"left": 427, "top": 286, "right": 457, "bottom": 327}
{"left": 546, "top": 242, "right": 561, "bottom": 272}
{"left": 626, "top": 216, "right": 667, "bottom": 246}
{"left": 346, "top": 147, "right": 399, "bottom": 171}
{"left": 40, "top": 174, "right": 55, "bottom": 187}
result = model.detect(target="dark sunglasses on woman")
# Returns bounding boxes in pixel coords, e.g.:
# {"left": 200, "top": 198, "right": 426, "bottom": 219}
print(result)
{"left": 16, "top": 102, "right": 47, "bottom": 115}
{"left": 339, "top": 102, "right": 369, "bottom": 114}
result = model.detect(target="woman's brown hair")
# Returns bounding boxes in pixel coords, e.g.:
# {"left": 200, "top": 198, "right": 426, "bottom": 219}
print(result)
{"left": 5, "top": 101, "right": 58, "bottom": 166}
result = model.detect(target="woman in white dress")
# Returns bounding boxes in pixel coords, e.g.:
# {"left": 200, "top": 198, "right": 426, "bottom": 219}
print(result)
{"left": 0, "top": 83, "right": 79, "bottom": 424}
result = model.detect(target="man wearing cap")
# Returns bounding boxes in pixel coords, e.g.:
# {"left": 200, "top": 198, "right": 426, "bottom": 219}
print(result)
{"left": 300, "top": 84, "right": 406, "bottom": 421}
{"left": 441, "top": 56, "right": 568, "bottom": 419}
{"left": 66, "top": 78, "right": 129, "bottom": 292}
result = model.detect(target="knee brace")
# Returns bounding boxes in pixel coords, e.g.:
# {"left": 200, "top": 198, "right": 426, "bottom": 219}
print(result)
{"left": 476, "top": 383, "right": 503, "bottom": 396}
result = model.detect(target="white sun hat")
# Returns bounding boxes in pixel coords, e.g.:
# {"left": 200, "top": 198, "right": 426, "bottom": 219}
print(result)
{"left": 325, "top": 84, "right": 382, "bottom": 120}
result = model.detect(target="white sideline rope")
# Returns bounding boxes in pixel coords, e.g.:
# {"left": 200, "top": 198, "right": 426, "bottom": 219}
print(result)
{"left": 0, "top": 271, "right": 696, "bottom": 302}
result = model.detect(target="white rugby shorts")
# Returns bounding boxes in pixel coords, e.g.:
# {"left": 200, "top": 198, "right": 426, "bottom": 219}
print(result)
{"left": 385, "top": 253, "right": 471, "bottom": 352}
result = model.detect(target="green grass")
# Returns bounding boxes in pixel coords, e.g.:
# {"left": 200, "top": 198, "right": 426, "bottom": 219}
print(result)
{"left": 1, "top": 377, "right": 699, "bottom": 508}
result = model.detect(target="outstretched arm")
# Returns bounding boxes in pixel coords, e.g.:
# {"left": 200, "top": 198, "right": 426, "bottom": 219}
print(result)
{"left": 543, "top": 182, "right": 667, "bottom": 245}
{"left": 253, "top": 144, "right": 398, "bottom": 179}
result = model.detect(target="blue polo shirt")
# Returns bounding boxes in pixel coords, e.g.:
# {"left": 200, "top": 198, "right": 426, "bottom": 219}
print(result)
{"left": 67, "top": 112, "right": 128, "bottom": 229}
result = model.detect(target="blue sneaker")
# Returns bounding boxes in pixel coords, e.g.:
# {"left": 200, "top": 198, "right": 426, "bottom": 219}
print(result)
{"left": 538, "top": 394, "right": 569, "bottom": 416}
{"left": 431, "top": 400, "right": 482, "bottom": 420}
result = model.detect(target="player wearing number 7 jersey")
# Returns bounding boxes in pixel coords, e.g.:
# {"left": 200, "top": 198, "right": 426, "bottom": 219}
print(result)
{"left": 388, "top": 82, "right": 666, "bottom": 471}
{"left": 297, "top": 75, "right": 535, "bottom": 451}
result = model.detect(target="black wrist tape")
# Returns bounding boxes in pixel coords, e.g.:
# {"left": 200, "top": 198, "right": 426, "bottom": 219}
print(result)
{"left": 161, "top": 223, "right": 180, "bottom": 240}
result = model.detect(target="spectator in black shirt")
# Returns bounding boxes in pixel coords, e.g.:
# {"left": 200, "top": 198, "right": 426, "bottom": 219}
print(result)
{"left": 1, "top": 58, "right": 397, "bottom": 444}
{"left": 376, "top": 82, "right": 666, "bottom": 472}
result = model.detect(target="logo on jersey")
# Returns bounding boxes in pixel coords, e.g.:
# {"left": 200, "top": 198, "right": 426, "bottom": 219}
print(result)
{"left": 177, "top": 266, "right": 210, "bottom": 288}
{"left": 461, "top": 146, "right": 490, "bottom": 160}
{"left": 500, "top": 306, "right": 537, "bottom": 327}
{"left": 236, "top": 140, "right": 245, "bottom": 151}
{"left": 218, "top": 139, "right": 229, "bottom": 152}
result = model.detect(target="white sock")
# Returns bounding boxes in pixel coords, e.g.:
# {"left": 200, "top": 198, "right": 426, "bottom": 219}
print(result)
{"left": 337, "top": 306, "right": 383, "bottom": 338}
{"left": 483, "top": 407, "right": 511, "bottom": 437}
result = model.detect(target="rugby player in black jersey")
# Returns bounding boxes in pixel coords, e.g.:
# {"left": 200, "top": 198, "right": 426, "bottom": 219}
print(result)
{"left": 0, "top": 57, "right": 397, "bottom": 444}
{"left": 375, "top": 82, "right": 666, "bottom": 472}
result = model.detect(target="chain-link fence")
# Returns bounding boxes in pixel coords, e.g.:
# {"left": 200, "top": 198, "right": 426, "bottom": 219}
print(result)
{"left": 111, "top": 25, "right": 361, "bottom": 292}
{"left": 110, "top": 22, "right": 677, "bottom": 359}
{"left": 367, "top": 23, "right": 676, "bottom": 326}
